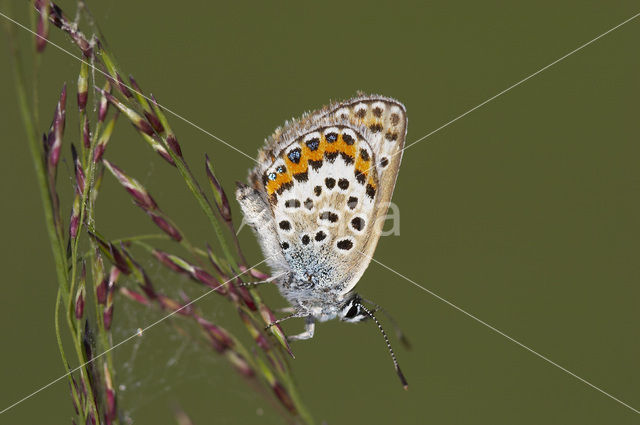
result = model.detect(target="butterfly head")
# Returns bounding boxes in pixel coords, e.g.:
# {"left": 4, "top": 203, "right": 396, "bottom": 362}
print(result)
{"left": 339, "top": 294, "right": 369, "bottom": 323}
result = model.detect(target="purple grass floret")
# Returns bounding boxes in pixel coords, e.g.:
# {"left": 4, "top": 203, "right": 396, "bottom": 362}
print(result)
{"left": 75, "top": 263, "right": 86, "bottom": 319}
{"left": 34, "top": 0, "right": 49, "bottom": 52}
{"left": 77, "top": 62, "right": 88, "bottom": 112}
{"left": 95, "top": 277, "right": 107, "bottom": 305}
{"left": 44, "top": 2, "right": 93, "bottom": 57}
{"left": 75, "top": 288, "right": 85, "bottom": 319}
{"left": 153, "top": 251, "right": 227, "bottom": 296}
{"left": 102, "top": 160, "right": 157, "bottom": 209}
{"left": 153, "top": 250, "right": 186, "bottom": 273}
{"left": 239, "top": 310, "right": 270, "bottom": 351}
{"left": 98, "top": 82, "right": 110, "bottom": 123}
{"left": 166, "top": 134, "right": 182, "bottom": 157}
{"left": 103, "top": 364, "right": 117, "bottom": 425}
{"left": 89, "top": 231, "right": 132, "bottom": 275}
{"left": 127, "top": 76, "right": 164, "bottom": 133}
{"left": 148, "top": 213, "right": 182, "bottom": 241}
{"left": 71, "top": 144, "right": 85, "bottom": 194}
{"left": 260, "top": 305, "right": 295, "bottom": 358}
{"left": 119, "top": 287, "right": 149, "bottom": 305}
{"left": 205, "top": 154, "right": 232, "bottom": 222}
{"left": 100, "top": 90, "right": 153, "bottom": 136}
{"left": 69, "top": 196, "right": 80, "bottom": 240}
{"left": 103, "top": 160, "right": 185, "bottom": 241}
{"left": 82, "top": 117, "right": 90, "bottom": 149}
{"left": 93, "top": 112, "right": 118, "bottom": 163}
{"left": 47, "top": 84, "right": 67, "bottom": 170}
{"left": 115, "top": 73, "right": 132, "bottom": 98}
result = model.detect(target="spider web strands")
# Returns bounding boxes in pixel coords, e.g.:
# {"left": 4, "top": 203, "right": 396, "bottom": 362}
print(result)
{"left": 0, "top": 258, "right": 269, "bottom": 415}
{"left": 358, "top": 251, "right": 640, "bottom": 415}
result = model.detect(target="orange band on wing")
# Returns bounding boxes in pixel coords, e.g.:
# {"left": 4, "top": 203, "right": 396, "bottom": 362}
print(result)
{"left": 264, "top": 128, "right": 373, "bottom": 196}
{"left": 266, "top": 172, "right": 293, "bottom": 195}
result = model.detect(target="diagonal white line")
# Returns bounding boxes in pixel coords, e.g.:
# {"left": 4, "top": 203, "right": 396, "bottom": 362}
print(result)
{"left": 0, "top": 10, "right": 259, "bottom": 164}
{"left": 402, "top": 11, "right": 640, "bottom": 152}
{"left": 0, "top": 258, "right": 270, "bottom": 415}
{"left": 365, "top": 254, "right": 640, "bottom": 415}
{"left": 360, "top": 11, "right": 640, "bottom": 177}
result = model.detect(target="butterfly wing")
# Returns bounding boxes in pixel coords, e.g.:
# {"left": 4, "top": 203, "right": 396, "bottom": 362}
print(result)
{"left": 322, "top": 96, "right": 407, "bottom": 293}
{"left": 242, "top": 95, "right": 406, "bottom": 296}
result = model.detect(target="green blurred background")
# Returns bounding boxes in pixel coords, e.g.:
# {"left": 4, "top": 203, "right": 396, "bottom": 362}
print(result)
{"left": 1, "top": 1, "right": 639, "bottom": 424}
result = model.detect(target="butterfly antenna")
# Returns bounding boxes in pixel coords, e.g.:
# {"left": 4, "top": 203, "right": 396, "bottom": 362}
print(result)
{"left": 359, "top": 304, "right": 408, "bottom": 390}
{"left": 361, "top": 297, "right": 411, "bottom": 349}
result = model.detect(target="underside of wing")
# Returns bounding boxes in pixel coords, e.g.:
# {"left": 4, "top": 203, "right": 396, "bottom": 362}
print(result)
{"left": 323, "top": 96, "right": 407, "bottom": 292}
{"left": 261, "top": 125, "right": 379, "bottom": 294}
{"left": 246, "top": 94, "right": 407, "bottom": 296}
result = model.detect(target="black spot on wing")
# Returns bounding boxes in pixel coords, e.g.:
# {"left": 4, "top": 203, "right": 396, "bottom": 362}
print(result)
{"left": 342, "top": 133, "right": 355, "bottom": 145}
{"left": 276, "top": 180, "right": 293, "bottom": 195}
{"left": 325, "top": 178, "right": 336, "bottom": 189}
{"left": 325, "top": 151, "right": 338, "bottom": 163}
{"left": 293, "top": 172, "right": 308, "bottom": 182}
{"left": 319, "top": 211, "right": 339, "bottom": 223}
{"left": 350, "top": 217, "right": 364, "bottom": 231}
{"left": 385, "top": 132, "right": 398, "bottom": 142}
{"left": 340, "top": 152, "right": 354, "bottom": 165}
{"left": 309, "top": 159, "right": 323, "bottom": 171}
{"left": 306, "top": 138, "right": 320, "bottom": 151}
{"left": 287, "top": 148, "right": 302, "bottom": 163}
{"left": 347, "top": 196, "right": 358, "bottom": 209}
{"left": 366, "top": 184, "right": 376, "bottom": 199}
{"left": 279, "top": 220, "right": 291, "bottom": 230}
{"left": 336, "top": 239, "right": 353, "bottom": 250}
{"left": 304, "top": 198, "right": 314, "bottom": 210}
{"left": 285, "top": 199, "right": 301, "bottom": 208}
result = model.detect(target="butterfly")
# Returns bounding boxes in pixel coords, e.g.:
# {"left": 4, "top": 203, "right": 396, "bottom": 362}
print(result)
{"left": 236, "top": 94, "right": 408, "bottom": 388}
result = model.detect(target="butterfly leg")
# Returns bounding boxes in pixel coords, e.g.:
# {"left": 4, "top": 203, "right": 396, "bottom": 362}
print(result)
{"left": 287, "top": 316, "right": 315, "bottom": 342}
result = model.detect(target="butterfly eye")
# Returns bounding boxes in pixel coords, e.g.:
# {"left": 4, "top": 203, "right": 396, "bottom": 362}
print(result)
{"left": 345, "top": 304, "right": 359, "bottom": 319}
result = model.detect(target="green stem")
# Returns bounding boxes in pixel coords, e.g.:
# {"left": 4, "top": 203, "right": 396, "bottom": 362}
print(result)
{"left": 168, "top": 152, "right": 238, "bottom": 269}
{"left": 5, "top": 1, "right": 69, "bottom": 300}
{"left": 55, "top": 288, "right": 81, "bottom": 414}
